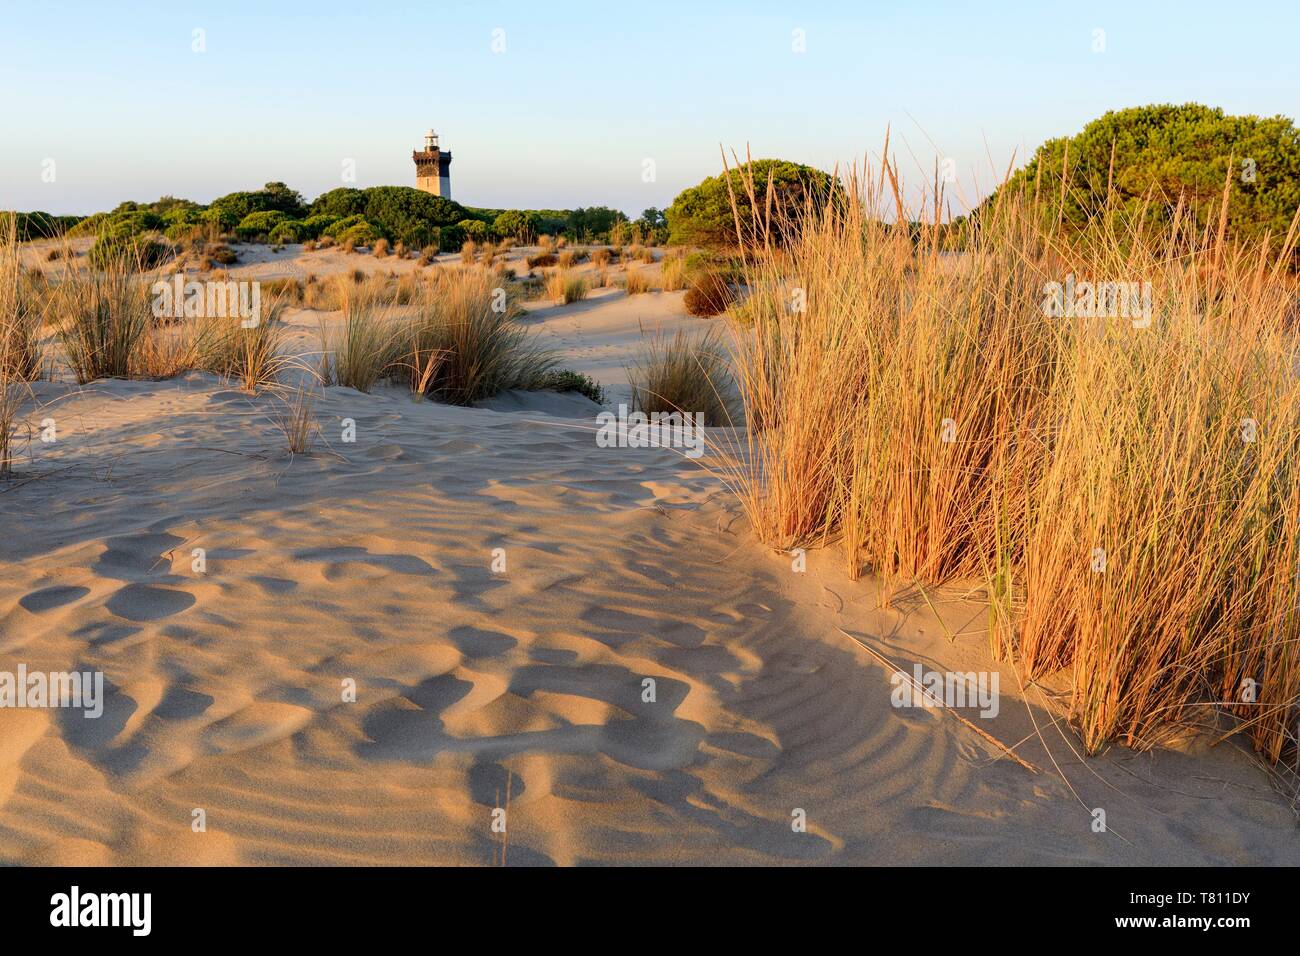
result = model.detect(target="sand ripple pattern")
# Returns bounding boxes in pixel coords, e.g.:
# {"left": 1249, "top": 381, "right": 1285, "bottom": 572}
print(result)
{"left": 0, "top": 376, "right": 1295, "bottom": 864}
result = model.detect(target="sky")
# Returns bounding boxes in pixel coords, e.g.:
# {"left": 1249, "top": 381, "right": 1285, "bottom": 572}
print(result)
{"left": 2, "top": 0, "right": 1297, "bottom": 217}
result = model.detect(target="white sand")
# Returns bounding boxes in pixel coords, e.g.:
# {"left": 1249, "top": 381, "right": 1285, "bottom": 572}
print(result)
{"left": 1, "top": 246, "right": 1297, "bottom": 865}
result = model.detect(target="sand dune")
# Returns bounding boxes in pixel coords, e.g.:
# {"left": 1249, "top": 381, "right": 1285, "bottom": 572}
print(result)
{"left": 1, "top": 255, "right": 1297, "bottom": 865}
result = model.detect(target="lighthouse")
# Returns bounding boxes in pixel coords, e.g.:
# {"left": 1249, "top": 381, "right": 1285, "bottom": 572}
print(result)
{"left": 413, "top": 129, "right": 452, "bottom": 199}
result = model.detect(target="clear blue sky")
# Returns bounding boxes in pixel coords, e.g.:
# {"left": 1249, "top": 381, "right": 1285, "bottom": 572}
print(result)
{"left": 2, "top": 0, "right": 1296, "bottom": 216}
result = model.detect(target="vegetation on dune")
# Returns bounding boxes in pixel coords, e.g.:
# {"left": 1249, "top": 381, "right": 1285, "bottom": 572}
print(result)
{"left": 234, "top": 210, "right": 289, "bottom": 241}
{"left": 623, "top": 268, "right": 651, "bottom": 295}
{"left": 493, "top": 209, "right": 542, "bottom": 242}
{"left": 658, "top": 252, "right": 688, "bottom": 291}
{"left": 7, "top": 98, "right": 1300, "bottom": 778}
{"left": 54, "top": 246, "right": 154, "bottom": 382}
{"left": 203, "top": 182, "right": 309, "bottom": 231}
{"left": 401, "top": 269, "right": 554, "bottom": 404}
{"left": 682, "top": 272, "right": 735, "bottom": 316}
{"left": 459, "top": 218, "right": 489, "bottom": 241}
{"left": 318, "top": 284, "right": 399, "bottom": 393}
{"left": 199, "top": 308, "right": 294, "bottom": 392}
{"left": 0, "top": 215, "right": 40, "bottom": 474}
{"left": 310, "top": 186, "right": 465, "bottom": 248}
{"left": 630, "top": 327, "right": 737, "bottom": 427}
{"left": 535, "top": 368, "right": 606, "bottom": 404}
{"left": 720, "top": 143, "right": 1300, "bottom": 764}
{"left": 7, "top": 211, "right": 84, "bottom": 241}
{"left": 465, "top": 205, "right": 639, "bottom": 243}
{"left": 8, "top": 186, "right": 655, "bottom": 253}
{"left": 665, "top": 158, "right": 841, "bottom": 247}
{"left": 989, "top": 104, "right": 1300, "bottom": 255}
{"left": 268, "top": 219, "right": 309, "bottom": 244}
{"left": 87, "top": 234, "right": 170, "bottom": 271}
{"left": 435, "top": 223, "right": 465, "bottom": 254}
{"left": 565, "top": 207, "right": 630, "bottom": 241}
{"left": 544, "top": 269, "right": 589, "bottom": 304}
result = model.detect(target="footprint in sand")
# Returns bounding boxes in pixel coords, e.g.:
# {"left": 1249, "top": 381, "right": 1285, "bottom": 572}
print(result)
{"left": 92, "top": 532, "right": 186, "bottom": 580}
{"left": 18, "top": 585, "right": 90, "bottom": 614}
{"left": 105, "top": 584, "right": 196, "bottom": 622}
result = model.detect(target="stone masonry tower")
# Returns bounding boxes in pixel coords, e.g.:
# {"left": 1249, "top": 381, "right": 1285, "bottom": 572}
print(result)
{"left": 413, "top": 129, "right": 452, "bottom": 199}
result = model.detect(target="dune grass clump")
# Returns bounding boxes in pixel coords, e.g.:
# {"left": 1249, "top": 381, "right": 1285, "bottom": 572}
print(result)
{"left": 659, "top": 252, "right": 688, "bottom": 291}
{"left": 400, "top": 269, "right": 554, "bottom": 404}
{"left": 623, "top": 268, "right": 651, "bottom": 295}
{"left": 720, "top": 147, "right": 1300, "bottom": 764}
{"left": 682, "top": 273, "right": 735, "bottom": 315}
{"left": 545, "top": 270, "right": 589, "bottom": 305}
{"left": 261, "top": 277, "right": 304, "bottom": 304}
{"left": 526, "top": 252, "right": 557, "bottom": 269}
{"left": 516, "top": 276, "right": 545, "bottom": 300}
{"left": 54, "top": 248, "right": 154, "bottom": 383}
{"left": 304, "top": 275, "right": 349, "bottom": 311}
{"left": 0, "top": 224, "right": 41, "bottom": 384}
{"left": 132, "top": 312, "right": 224, "bottom": 381}
{"left": 319, "top": 286, "right": 398, "bottom": 393}
{"left": 209, "top": 244, "right": 238, "bottom": 265}
{"left": 0, "top": 216, "right": 41, "bottom": 475}
{"left": 1017, "top": 255, "right": 1300, "bottom": 757}
{"left": 201, "top": 319, "right": 289, "bottom": 393}
{"left": 630, "top": 328, "right": 737, "bottom": 427}
{"left": 199, "top": 294, "right": 293, "bottom": 392}
{"left": 390, "top": 272, "right": 422, "bottom": 306}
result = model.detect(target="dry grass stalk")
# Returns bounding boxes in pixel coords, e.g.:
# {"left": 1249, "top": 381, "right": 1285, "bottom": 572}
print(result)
{"left": 272, "top": 383, "right": 320, "bottom": 455}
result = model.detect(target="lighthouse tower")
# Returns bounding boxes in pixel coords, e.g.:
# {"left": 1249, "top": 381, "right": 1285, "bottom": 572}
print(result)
{"left": 413, "top": 129, "right": 452, "bottom": 199}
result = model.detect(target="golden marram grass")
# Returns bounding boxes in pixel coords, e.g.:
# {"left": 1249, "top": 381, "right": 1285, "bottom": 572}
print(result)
{"left": 717, "top": 144, "right": 1300, "bottom": 761}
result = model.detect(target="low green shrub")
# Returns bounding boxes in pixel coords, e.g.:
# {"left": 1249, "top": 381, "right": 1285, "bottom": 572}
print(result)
{"left": 536, "top": 369, "right": 605, "bottom": 404}
{"left": 87, "top": 235, "right": 170, "bottom": 271}
{"left": 435, "top": 223, "right": 465, "bottom": 252}
{"left": 338, "top": 222, "right": 380, "bottom": 247}
{"left": 234, "top": 210, "right": 288, "bottom": 241}
{"left": 302, "top": 214, "right": 341, "bottom": 239}
{"left": 269, "top": 220, "right": 309, "bottom": 244}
